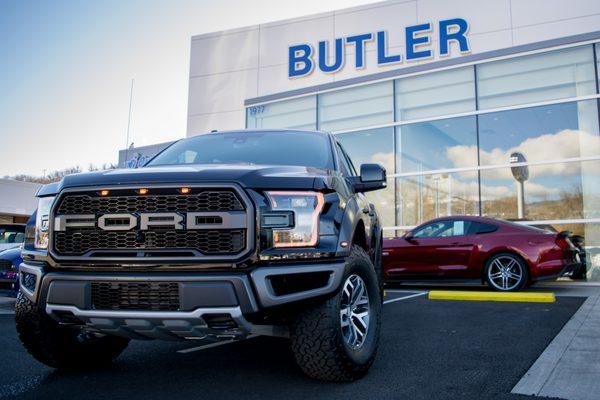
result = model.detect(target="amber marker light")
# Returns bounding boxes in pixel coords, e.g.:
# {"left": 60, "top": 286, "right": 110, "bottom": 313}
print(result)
{"left": 138, "top": 188, "right": 149, "bottom": 195}
{"left": 100, "top": 190, "right": 110, "bottom": 196}
{"left": 180, "top": 187, "right": 191, "bottom": 194}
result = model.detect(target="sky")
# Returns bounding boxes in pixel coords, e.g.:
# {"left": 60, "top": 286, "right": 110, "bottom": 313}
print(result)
{"left": 0, "top": 0, "right": 381, "bottom": 177}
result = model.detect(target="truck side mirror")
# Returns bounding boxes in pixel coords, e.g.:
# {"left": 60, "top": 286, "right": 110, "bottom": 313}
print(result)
{"left": 353, "top": 164, "right": 387, "bottom": 193}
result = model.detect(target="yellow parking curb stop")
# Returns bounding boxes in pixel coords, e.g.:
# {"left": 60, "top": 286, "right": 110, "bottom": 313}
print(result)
{"left": 428, "top": 290, "right": 556, "bottom": 303}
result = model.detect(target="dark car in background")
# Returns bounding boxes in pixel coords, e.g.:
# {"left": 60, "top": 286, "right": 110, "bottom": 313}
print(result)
{"left": 383, "top": 216, "right": 581, "bottom": 291}
{"left": 0, "top": 224, "right": 25, "bottom": 252}
{"left": 0, "top": 246, "right": 22, "bottom": 293}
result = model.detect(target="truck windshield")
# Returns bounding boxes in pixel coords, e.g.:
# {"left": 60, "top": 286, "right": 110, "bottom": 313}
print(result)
{"left": 147, "top": 130, "right": 334, "bottom": 170}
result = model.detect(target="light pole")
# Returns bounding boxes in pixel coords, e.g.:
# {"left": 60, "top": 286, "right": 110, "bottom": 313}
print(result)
{"left": 509, "top": 152, "right": 529, "bottom": 220}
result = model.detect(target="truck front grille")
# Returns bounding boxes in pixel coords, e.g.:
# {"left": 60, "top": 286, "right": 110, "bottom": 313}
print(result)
{"left": 91, "top": 282, "right": 180, "bottom": 311}
{"left": 0, "top": 260, "right": 13, "bottom": 273}
{"left": 51, "top": 186, "right": 251, "bottom": 261}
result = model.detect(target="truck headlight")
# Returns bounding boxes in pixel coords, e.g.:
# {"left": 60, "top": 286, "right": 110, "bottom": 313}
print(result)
{"left": 265, "top": 191, "right": 324, "bottom": 248}
{"left": 35, "top": 196, "right": 55, "bottom": 249}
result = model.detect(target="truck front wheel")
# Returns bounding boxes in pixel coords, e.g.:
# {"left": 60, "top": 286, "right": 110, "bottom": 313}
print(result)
{"left": 15, "top": 293, "right": 129, "bottom": 369}
{"left": 290, "top": 246, "right": 382, "bottom": 381}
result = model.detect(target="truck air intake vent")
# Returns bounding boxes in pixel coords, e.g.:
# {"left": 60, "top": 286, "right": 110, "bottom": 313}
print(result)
{"left": 91, "top": 282, "right": 180, "bottom": 311}
{"left": 21, "top": 272, "right": 37, "bottom": 292}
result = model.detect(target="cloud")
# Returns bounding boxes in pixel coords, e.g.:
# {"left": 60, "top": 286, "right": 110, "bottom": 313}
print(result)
{"left": 370, "top": 152, "right": 394, "bottom": 172}
{"left": 446, "top": 129, "right": 600, "bottom": 179}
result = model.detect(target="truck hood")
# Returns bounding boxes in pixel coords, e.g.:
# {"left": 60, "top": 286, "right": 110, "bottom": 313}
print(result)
{"left": 37, "top": 164, "right": 336, "bottom": 196}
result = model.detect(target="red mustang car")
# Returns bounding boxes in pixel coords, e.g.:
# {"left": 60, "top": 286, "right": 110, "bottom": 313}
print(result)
{"left": 383, "top": 216, "right": 581, "bottom": 291}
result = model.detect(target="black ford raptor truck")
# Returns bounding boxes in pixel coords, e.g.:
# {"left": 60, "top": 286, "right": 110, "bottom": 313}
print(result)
{"left": 15, "top": 129, "right": 386, "bottom": 381}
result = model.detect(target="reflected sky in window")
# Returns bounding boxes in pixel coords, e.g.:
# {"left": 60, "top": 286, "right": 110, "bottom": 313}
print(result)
{"left": 396, "top": 116, "right": 477, "bottom": 173}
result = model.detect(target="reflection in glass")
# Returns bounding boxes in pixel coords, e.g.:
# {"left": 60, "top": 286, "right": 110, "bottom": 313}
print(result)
{"left": 395, "top": 171, "right": 480, "bottom": 227}
{"left": 336, "top": 128, "right": 395, "bottom": 232}
{"left": 477, "top": 45, "right": 596, "bottom": 109}
{"left": 480, "top": 160, "right": 600, "bottom": 221}
{"left": 596, "top": 44, "right": 600, "bottom": 85}
{"left": 477, "top": 100, "right": 600, "bottom": 166}
{"left": 319, "top": 81, "right": 393, "bottom": 132}
{"left": 395, "top": 66, "right": 475, "bottom": 121}
{"left": 396, "top": 116, "right": 477, "bottom": 173}
{"left": 246, "top": 96, "right": 316, "bottom": 130}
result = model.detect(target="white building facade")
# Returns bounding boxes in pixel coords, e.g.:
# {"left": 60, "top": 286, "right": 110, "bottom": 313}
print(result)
{"left": 0, "top": 179, "right": 41, "bottom": 224}
{"left": 187, "top": 0, "right": 600, "bottom": 278}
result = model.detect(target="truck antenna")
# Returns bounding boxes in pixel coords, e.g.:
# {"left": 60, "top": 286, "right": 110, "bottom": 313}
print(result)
{"left": 124, "top": 78, "right": 135, "bottom": 165}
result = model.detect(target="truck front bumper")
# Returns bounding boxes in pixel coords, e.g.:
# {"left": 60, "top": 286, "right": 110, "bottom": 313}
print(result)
{"left": 18, "top": 261, "right": 346, "bottom": 340}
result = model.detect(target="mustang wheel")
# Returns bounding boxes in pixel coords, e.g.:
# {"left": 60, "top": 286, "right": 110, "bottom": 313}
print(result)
{"left": 484, "top": 253, "right": 529, "bottom": 292}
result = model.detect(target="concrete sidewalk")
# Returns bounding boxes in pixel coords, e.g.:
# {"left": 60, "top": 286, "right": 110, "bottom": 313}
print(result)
{"left": 513, "top": 291, "right": 600, "bottom": 400}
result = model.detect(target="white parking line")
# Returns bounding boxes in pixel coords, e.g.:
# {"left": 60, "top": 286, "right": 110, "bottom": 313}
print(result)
{"left": 178, "top": 334, "right": 260, "bottom": 354}
{"left": 383, "top": 292, "right": 428, "bottom": 304}
{"left": 385, "top": 289, "right": 427, "bottom": 294}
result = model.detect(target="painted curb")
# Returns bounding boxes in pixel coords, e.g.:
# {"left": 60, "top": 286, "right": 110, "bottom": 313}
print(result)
{"left": 428, "top": 290, "right": 556, "bottom": 303}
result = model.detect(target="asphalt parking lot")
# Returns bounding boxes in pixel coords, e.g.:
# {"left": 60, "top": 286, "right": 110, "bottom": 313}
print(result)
{"left": 0, "top": 291, "right": 584, "bottom": 400}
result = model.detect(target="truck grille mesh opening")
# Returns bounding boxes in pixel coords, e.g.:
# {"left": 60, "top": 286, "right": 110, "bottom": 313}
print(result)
{"left": 91, "top": 282, "right": 180, "bottom": 311}
{"left": 54, "top": 229, "right": 245, "bottom": 255}
{"left": 57, "top": 191, "right": 244, "bottom": 214}
{"left": 52, "top": 188, "right": 249, "bottom": 259}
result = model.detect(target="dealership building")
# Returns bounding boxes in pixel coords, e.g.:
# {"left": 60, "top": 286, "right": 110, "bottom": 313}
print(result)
{"left": 179, "top": 0, "right": 600, "bottom": 278}
{"left": 0, "top": 179, "right": 41, "bottom": 224}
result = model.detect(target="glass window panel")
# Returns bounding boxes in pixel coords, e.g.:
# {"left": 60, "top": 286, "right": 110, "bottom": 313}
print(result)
{"left": 478, "top": 100, "right": 600, "bottom": 166}
{"left": 576, "top": 222, "right": 600, "bottom": 281}
{"left": 412, "top": 220, "right": 472, "bottom": 238}
{"left": 395, "top": 66, "right": 475, "bottom": 121}
{"left": 395, "top": 171, "right": 480, "bottom": 227}
{"left": 596, "top": 43, "right": 600, "bottom": 91}
{"left": 336, "top": 128, "right": 395, "bottom": 233}
{"left": 480, "top": 160, "right": 600, "bottom": 222}
{"left": 246, "top": 96, "right": 316, "bottom": 130}
{"left": 396, "top": 116, "right": 478, "bottom": 173}
{"left": 318, "top": 81, "right": 393, "bottom": 132}
{"left": 477, "top": 45, "right": 596, "bottom": 109}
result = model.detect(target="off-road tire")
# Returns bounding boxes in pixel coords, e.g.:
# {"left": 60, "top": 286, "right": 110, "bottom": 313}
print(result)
{"left": 290, "top": 246, "right": 382, "bottom": 381}
{"left": 15, "top": 292, "right": 129, "bottom": 369}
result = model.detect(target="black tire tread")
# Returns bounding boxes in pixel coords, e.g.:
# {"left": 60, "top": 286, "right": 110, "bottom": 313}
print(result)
{"left": 15, "top": 292, "right": 129, "bottom": 369}
{"left": 290, "top": 246, "right": 380, "bottom": 381}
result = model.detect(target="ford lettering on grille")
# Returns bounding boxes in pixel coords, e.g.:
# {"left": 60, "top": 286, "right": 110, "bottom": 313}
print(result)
{"left": 54, "top": 212, "right": 246, "bottom": 231}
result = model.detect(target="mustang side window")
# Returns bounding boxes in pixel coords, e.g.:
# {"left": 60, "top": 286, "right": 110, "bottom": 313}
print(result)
{"left": 413, "top": 220, "right": 473, "bottom": 238}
